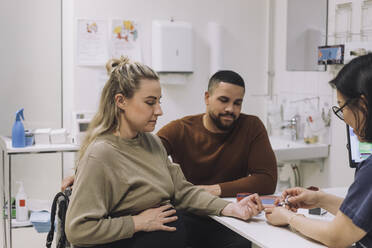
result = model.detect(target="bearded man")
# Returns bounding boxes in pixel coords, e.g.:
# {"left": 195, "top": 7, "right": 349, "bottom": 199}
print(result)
{"left": 157, "top": 70, "right": 277, "bottom": 248}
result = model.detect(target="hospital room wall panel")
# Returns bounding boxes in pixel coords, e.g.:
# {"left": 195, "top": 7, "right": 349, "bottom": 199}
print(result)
{"left": 271, "top": 0, "right": 358, "bottom": 188}
{"left": 0, "top": 0, "right": 63, "bottom": 199}
{"left": 63, "top": 0, "right": 270, "bottom": 171}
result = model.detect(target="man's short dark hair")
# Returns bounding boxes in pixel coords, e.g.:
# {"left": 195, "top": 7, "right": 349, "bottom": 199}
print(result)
{"left": 208, "top": 70, "right": 245, "bottom": 93}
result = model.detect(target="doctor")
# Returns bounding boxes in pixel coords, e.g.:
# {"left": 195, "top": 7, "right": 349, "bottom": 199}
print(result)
{"left": 265, "top": 54, "right": 372, "bottom": 248}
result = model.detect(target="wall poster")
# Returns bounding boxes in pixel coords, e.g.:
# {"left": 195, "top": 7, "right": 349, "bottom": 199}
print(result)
{"left": 77, "top": 19, "right": 109, "bottom": 66}
{"left": 111, "top": 19, "right": 142, "bottom": 62}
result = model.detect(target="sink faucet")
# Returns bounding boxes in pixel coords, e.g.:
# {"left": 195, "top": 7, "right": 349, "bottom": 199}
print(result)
{"left": 281, "top": 115, "right": 300, "bottom": 141}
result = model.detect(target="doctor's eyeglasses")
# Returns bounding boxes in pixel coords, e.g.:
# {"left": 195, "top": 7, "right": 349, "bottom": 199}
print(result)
{"left": 332, "top": 100, "right": 351, "bottom": 121}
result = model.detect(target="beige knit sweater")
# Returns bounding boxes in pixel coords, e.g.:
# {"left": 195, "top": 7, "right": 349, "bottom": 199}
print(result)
{"left": 65, "top": 132, "right": 229, "bottom": 247}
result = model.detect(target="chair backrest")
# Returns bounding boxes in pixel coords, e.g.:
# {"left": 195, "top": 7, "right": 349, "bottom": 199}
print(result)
{"left": 46, "top": 187, "right": 72, "bottom": 248}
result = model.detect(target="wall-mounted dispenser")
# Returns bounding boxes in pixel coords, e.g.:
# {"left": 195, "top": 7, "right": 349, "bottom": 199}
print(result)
{"left": 152, "top": 20, "right": 193, "bottom": 73}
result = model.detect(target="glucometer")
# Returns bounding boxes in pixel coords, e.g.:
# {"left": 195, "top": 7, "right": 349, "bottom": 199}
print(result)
{"left": 236, "top": 193, "right": 278, "bottom": 206}
{"left": 260, "top": 196, "right": 277, "bottom": 206}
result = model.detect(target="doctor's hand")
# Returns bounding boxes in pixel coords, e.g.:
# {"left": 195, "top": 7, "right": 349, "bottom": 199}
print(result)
{"left": 264, "top": 206, "right": 295, "bottom": 226}
{"left": 221, "top": 193, "right": 264, "bottom": 220}
{"left": 61, "top": 175, "right": 75, "bottom": 191}
{"left": 132, "top": 205, "right": 178, "bottom": 233}
{"left": 279, "top": 187, "right": 320, "bottom": 211}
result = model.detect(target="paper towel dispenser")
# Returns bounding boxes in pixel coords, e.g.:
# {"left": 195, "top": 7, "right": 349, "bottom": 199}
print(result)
{"left": 152, "top": 20, "right": 193, "bottom": 73}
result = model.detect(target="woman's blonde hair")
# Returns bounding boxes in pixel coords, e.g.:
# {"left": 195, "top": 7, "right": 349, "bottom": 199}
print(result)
{"left": 77, "top": 56, "right": 159, "bottom": 165}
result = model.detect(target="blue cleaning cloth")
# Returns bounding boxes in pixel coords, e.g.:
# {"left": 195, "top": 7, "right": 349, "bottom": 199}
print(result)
{"left": 30, "top": 211, "right": 54, "bottom": 233}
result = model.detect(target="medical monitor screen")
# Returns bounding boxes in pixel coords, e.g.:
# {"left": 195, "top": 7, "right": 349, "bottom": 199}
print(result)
{"left": 347, "top": 125, "right": 372, "bottom": 168}
{"left": 318, "top": 45, "right": 344, "bottom": 65}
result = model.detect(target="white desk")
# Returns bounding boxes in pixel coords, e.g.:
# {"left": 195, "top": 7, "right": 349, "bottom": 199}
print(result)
{"left": 211, "top": 188, "right": 348, "bottom": 248}
{"left": 0, "top": 136, "right": 79, "bottom": 248}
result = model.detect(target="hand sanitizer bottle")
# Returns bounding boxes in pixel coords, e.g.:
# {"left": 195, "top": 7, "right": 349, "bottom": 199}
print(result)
{"left": 12, "top": 108, "right": 26, "bottom": 148}
{"left": 16, "top": 181, "right": 28, "bottom": 222}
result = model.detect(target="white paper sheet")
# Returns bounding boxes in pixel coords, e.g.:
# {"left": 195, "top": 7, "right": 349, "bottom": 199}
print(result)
{"left": 77, "top": 19, "right": 109, "bottom": 66}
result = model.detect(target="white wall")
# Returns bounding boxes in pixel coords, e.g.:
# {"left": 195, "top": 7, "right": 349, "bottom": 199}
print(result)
{"left": 272, "top": 0, "right": 356, "bottom": 188}
{"left": 67, "top": 0, "right": 270, "bottom": 127}
{"left": 0, "top": 0, "right": 361, "bottom": 204}
{"left": 0, "top": 0, "right": 271, "bottom": 206}
{"left": 62, "top": 0, "right": 271, "bottom": 172}
{"left": 0, "top": 0, "right": 62, "bottom": 245}
{"left": 0, "top": 0, "right": 63, "bottom": 200}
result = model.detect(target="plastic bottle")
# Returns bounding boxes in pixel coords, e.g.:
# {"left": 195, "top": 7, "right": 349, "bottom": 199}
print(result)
{"left": 304, "top": 119, "right": 311, "bottom": 144}
{"left": 12, "top": 108, "right": 26, "bottom": 148}
{"left": 15, "top": 181, "right": 28, "bottom": 222}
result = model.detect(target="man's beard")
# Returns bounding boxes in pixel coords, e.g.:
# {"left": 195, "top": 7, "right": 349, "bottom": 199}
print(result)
{"left": 209, "top": 111, "right": 237, "bottom": 131}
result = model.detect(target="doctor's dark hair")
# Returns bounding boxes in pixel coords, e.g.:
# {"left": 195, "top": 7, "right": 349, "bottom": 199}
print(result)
{"left": 329, "top": 53, "right": 372, "bottom": 142}
{"left": 77, "top": 56, "right": 159, "bottom": 164}
{"left": 208, "top": 70, "right": 245, "bottom": 94}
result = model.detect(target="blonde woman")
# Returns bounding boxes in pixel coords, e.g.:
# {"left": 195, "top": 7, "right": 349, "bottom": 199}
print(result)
{"left": 65, "top": 57, "right": 264, "bottom": 248}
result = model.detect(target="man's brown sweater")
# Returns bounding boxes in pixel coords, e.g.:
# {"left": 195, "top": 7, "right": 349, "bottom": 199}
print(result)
{"left": 157, "top": 114, "right": 277, "bottom": 197}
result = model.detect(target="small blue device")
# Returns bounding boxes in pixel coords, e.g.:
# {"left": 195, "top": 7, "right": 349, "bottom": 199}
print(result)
{"left": 261, "top": 198, "right": 275, "bottom": 205}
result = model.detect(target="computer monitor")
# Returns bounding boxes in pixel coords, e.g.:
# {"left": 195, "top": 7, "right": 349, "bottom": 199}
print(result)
{"left": 346, "top": 125, "right": 372, "bottom": 168}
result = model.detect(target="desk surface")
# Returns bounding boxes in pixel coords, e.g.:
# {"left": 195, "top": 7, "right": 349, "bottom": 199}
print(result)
{"left": 211, "top": 187, "right": 348, "bottom": 248}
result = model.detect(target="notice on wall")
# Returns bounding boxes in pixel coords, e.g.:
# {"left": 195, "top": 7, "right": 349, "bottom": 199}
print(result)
{"left": 111, "top": 19, "right": 142, "bottom": 62}
{"left": 77, "top": 19, "right": 109, "bottom": 66}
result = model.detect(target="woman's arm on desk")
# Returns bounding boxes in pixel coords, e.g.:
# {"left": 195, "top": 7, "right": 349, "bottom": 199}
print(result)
{"left": 280, "top": 187, "right": 343, "bottom": 215}
{"left": 317, "top": 191, "right": 344, "bottom": 215}
{"left": 265, "top": 207, "right": 366, "bottom": 248}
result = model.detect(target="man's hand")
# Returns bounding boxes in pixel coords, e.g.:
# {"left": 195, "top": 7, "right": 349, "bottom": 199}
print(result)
{"left": 198, "top": 184, "right": 221, "bottom": 196}
{"left": 61, "top": 175, "right": 75, "bottom": 191}
{"left": 221, "top": 193, "right": 264, "bottom": 220}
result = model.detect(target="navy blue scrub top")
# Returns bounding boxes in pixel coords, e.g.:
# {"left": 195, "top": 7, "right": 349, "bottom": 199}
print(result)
{"left": 340, "top": 155, "right": 372, "bottom": 248}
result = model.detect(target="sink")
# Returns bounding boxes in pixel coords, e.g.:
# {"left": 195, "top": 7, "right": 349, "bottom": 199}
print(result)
{"left": 269, "top": 136, "right": 329, "bottom": 162}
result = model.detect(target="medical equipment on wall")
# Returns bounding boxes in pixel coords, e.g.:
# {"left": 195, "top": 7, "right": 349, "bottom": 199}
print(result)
{"left": 72, "top": 112, "right": 94, "bottom": 145}
{"left": 152, "top": 20, "right": 193, "bottom": 72}
{"left": 318, "top": 45, "right": 344, "bottom": 65}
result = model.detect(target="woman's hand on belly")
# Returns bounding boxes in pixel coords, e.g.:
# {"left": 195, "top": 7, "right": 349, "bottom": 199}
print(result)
{"left": 132, "top": 204, "right": 178, "bottom": 232}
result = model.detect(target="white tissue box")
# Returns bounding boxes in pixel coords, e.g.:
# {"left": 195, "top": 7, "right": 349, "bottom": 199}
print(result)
{"left": 50, "top": 129, "right": 68, "bottom": 144}
{"left": 34, "top": 129, "right": 51, "bottom": 145}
